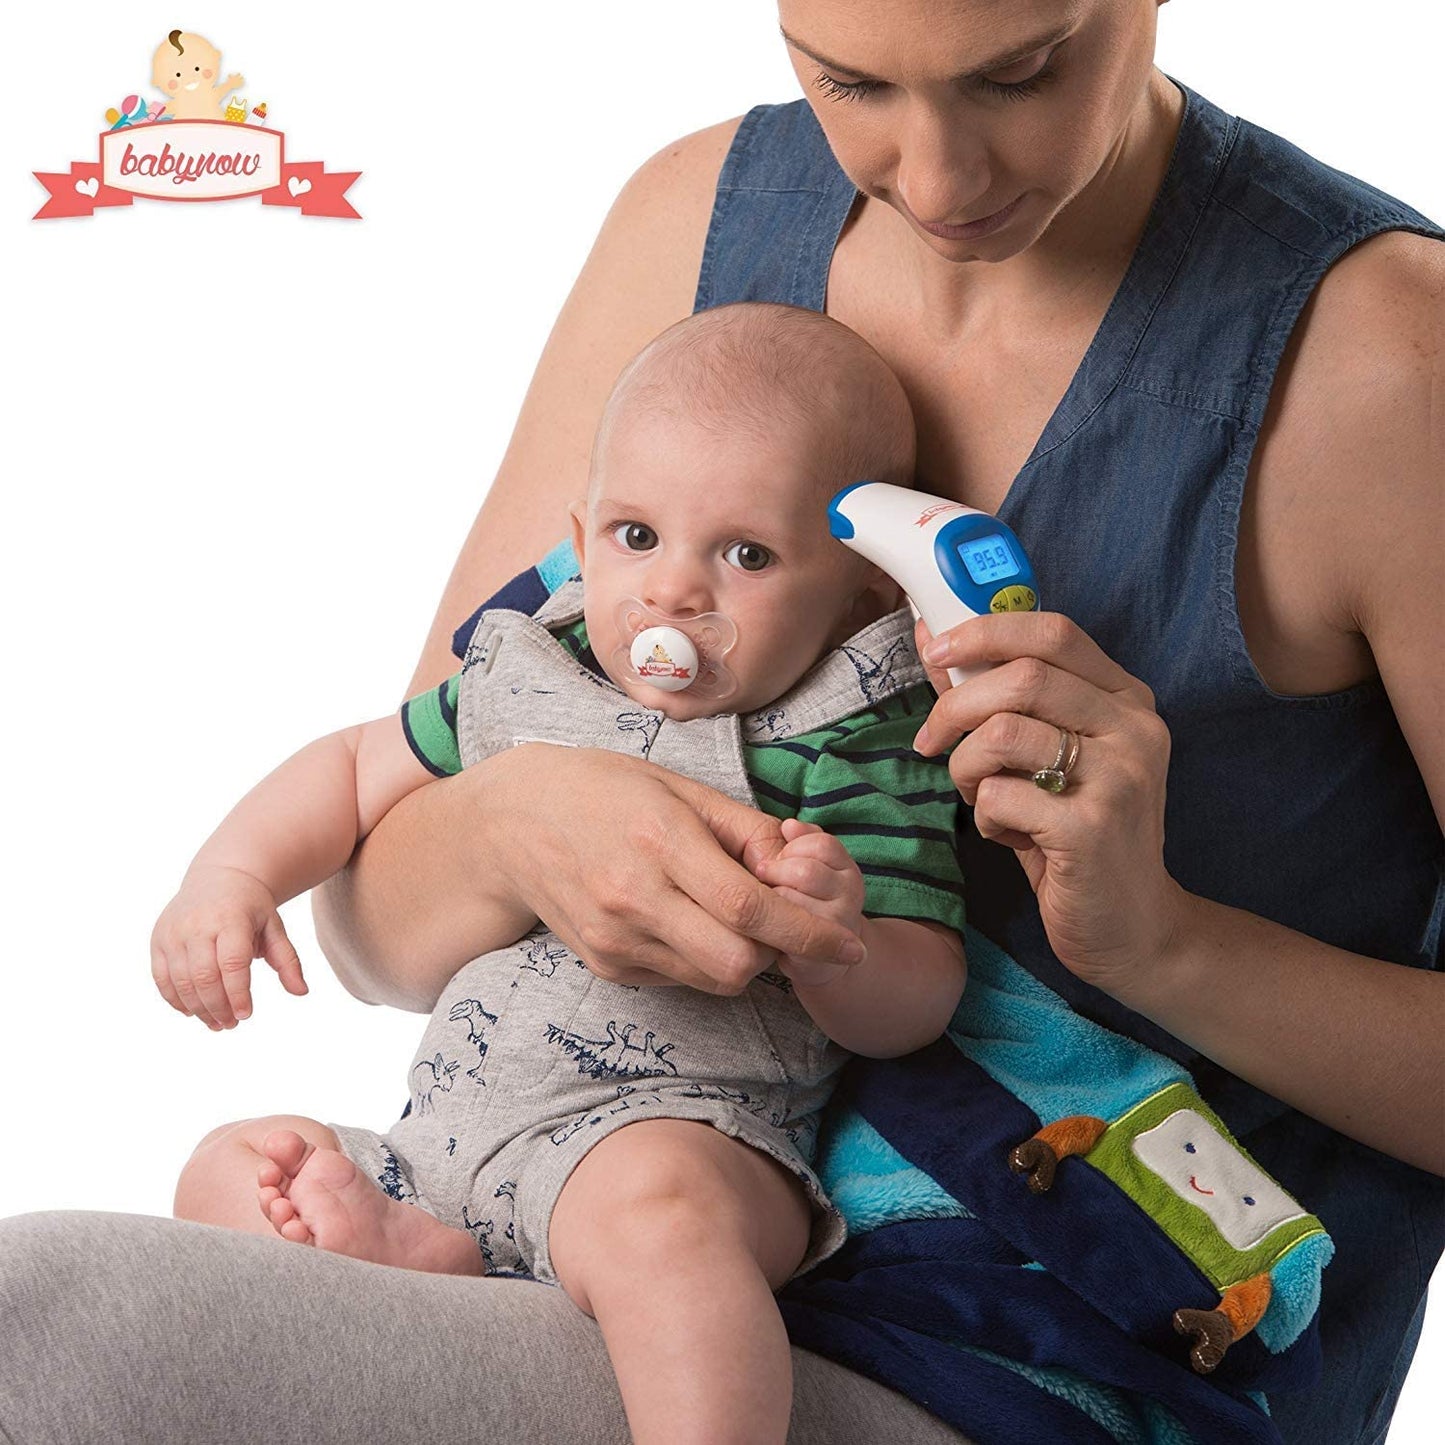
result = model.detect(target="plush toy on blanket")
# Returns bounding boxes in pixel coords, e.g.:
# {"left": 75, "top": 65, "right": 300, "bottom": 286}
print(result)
{"left": 1009, "top": 1082, "right": 1330, "bottom": 1374}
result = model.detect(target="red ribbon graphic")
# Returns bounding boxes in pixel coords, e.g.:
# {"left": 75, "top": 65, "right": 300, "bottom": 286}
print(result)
{"left": 260, "top": 161, "right": 362, "bottom": 219}
{"left": 33, "top": 132, "right": 360, "bottom": 220}
{"left": 32, "top": 161, "right": 134, "bottom": 220}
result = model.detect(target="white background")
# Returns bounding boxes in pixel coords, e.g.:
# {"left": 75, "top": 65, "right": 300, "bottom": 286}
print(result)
{"left": 2, "top": 2, "right": 1440, "bottom": 1436}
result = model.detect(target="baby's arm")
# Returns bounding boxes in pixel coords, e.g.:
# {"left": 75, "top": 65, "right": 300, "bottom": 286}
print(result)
{"left": 151, "top": 716, "right": 434, "bottom": 1029}
{"left": 752, "top": 819, "right": 967, "bottom": 1058}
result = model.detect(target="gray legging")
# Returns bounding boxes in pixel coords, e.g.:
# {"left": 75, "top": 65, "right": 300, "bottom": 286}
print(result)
{"left": 0, "top": 1210, "right": 971, "bottom": 1444}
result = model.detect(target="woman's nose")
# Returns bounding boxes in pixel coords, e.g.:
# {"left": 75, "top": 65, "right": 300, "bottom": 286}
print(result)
{"left": 894, "top": 104, "right": 992, "bottom": 226}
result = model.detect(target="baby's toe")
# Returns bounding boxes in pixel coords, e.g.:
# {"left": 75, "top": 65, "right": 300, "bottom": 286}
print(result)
{"left": 278, "top": 1215, "right": 313, "bottom": 1245}
{"left": 262, "top": 1128, "right": 311, "bottom": 1178}
{"left": 267, "top": 1194, "right": 299, "bottom": 1229}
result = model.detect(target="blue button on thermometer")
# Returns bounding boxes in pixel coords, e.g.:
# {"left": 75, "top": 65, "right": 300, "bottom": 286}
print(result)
{"left": 828, "top": 481, "right": 1039, "bottom": 687}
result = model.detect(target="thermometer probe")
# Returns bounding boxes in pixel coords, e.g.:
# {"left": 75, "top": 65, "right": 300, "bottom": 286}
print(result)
{"left": 828, "top": 481, "right": 1040, "bottom": 687}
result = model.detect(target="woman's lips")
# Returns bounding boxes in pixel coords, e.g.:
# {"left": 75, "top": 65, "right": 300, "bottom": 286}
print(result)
{"left": 1188, "top": 1175, "right": 1214, "bottom": 1196}
{"left": 911, "top": 193, "right": 1025, "bottom": 241}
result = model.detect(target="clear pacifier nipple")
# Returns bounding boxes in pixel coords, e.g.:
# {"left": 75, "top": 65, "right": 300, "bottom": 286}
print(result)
{"left": 613, "top": 598, "right": 739, "bottom": 702}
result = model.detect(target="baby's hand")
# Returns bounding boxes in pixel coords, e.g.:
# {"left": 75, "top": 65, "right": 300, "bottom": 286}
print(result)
{"left": 150, "top": 864, "right": 307, "bottom": 1030}
{"left": 751, "top": 819, "right": 865, "bottom": 986}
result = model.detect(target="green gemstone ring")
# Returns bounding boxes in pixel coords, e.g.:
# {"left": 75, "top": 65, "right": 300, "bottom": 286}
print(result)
{"left": 1032, "top": 728, "right": 1080, "bottom": 793}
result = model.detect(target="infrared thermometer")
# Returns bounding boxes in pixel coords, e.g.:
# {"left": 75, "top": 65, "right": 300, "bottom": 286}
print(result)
{"left": 828, "top": 481, "right": 1040, "bottom": 687}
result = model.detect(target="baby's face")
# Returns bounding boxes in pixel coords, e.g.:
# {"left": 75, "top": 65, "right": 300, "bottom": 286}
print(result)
{"left": 153, "top": 34, "right": 222, "bottom": 95}
{"left": 572, "top": 407, "right": 886, "bottom": 720}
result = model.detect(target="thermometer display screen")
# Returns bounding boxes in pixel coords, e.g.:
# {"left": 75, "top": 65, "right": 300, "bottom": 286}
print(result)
{"left": 957, "top": 533, "right": 1021, "bottom": 585}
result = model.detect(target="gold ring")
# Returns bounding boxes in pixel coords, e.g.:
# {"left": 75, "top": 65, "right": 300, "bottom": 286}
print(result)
{"left": 1032, "top": 728, "right": 1080, "bottom": 793}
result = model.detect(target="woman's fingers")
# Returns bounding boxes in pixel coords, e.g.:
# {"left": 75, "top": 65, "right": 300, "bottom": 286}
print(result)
{"left": 665, "top": 779, "right": 867, "bottom": 967}
{"left": 946, "top": 710, "right": 1088, "bottom": 806}
{"left": 921, "top": 611, "right": 1150, "bottom": 700}
{"left": 915, "top": 654, "right": 1120, "bottom": 757}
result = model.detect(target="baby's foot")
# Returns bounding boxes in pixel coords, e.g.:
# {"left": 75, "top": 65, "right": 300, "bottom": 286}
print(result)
{"left": 257, "top": 1130, "right": 484, "bottom": 1276}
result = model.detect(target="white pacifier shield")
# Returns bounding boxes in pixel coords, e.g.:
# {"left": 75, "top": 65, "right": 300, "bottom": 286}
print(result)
{"left": 629, "top": 626, "right": 698, "bottom": 693}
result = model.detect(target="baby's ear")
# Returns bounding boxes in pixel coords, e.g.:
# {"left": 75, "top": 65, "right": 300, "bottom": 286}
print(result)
{"left": 567, "top": 501, "right": 587, "bottom": 568}
{"left": 858, "top": 563, "right": 903, "bottom": 615}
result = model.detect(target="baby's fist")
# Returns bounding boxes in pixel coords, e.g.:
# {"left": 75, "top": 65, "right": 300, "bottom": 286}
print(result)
{"left": 150, "top": 864, "right": 306, "bottom": 1031}
{"left": 753, "top": 819, "right": 866, "bottom": 983}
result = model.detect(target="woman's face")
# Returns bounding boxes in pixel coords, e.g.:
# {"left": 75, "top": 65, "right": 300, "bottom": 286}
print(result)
{"left": 778, "top": 0, "right": 1165, "bottom": 262}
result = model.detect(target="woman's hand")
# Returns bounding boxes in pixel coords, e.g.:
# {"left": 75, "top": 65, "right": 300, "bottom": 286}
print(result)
{"left": 484, "top": 744, "right": 867, "bottom": 994}
{"left": 912, "top": 612, "right": 1192, "bottom": 997}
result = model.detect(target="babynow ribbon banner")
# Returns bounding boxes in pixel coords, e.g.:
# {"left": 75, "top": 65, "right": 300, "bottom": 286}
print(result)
{"left": 32, "top": 28, "right": 359, "bottom": 221}
{"left": 34, "top": 121, "right": 360, "bottom": 219}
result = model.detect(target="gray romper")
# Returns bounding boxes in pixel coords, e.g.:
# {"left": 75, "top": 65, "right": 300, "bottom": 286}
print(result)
{"left": 332, "top": 580, "right": 932, "bottom": 1286}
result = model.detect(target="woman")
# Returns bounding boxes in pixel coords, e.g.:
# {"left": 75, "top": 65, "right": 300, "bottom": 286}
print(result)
{"left": 2, "top": 2, "right": 1438, "bottom": 1441}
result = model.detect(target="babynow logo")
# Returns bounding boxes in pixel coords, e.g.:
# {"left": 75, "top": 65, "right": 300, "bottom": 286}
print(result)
{"left": 33, "top": 29, "right": 360, "bottom": 219}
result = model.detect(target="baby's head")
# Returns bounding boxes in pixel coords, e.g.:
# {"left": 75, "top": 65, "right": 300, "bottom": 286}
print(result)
{"left": 152, "top": 30, "right": 223, "bottom": 95}
{"left": 569, "top": 302, "right": 916, "bottom": 719}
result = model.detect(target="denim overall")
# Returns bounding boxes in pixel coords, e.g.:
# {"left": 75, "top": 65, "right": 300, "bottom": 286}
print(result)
{"left": 334, "top": 584, "right": 929, "bottom": 1286}
{"left": 696, "top": 82, "right": 1443, "bottom": 1444}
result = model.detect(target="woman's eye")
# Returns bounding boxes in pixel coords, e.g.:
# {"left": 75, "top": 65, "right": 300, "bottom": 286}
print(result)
{"left": 812, "top": 71, "right": 884, "bottom": 104}
{"left": 725, "top": 541, "right": 772, "bottom": 573}
{"left": 1183, "top": 1142, "right": 1197, "bottom": 1154}
{"left": 612, "top": 522, "right": 657, "bottom": 552}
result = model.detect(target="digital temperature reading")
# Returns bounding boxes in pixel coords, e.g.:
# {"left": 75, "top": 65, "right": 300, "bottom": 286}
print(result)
{"left": 957, "top": 533, "right": 1021, "bottom": 585}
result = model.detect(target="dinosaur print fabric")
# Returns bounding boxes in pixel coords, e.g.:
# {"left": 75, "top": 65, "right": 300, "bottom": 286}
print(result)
{"left": 331, "top": 582, "right": 961, "bottom": 1286}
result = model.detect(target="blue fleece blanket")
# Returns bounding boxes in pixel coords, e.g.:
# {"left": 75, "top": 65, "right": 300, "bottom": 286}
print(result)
{"left": 461, "top": 549, "right": 1333, "bottom": 1445}
{"left": 776, "top": 926, "right": 1333, "bottom": 1445}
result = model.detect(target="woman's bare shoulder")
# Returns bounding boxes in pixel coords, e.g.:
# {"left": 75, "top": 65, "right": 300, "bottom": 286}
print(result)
{"left": 1280, "top": 229, "right": 1440, "bottom": 511}
{"left": 596, "top": 116, "right": 747, "bottom": 287}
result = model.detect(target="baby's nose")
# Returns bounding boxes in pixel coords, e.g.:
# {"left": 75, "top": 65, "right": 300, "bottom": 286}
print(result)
{"left": 643, "top": 565, "right": 709, "bottom": 617}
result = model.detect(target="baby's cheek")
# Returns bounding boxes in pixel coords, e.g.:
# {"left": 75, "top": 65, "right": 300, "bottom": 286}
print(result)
{"left": 168, "top": 79, "right": 179, "bottom": 91}
{"left": 203, "top": 68, "right": 213, "bottom": 79}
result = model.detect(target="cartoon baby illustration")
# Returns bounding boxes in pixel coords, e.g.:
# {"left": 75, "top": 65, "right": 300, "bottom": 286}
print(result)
{"left": 151, "top": 29, "right": 244, "bottom": 121}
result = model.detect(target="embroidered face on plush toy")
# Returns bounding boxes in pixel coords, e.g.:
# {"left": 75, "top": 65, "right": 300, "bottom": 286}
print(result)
{"left": 1131, "top": 1108, "right": 1305, "bottom": 1251}
{"left": 568, "top": 303, "right": 916, "bottom": 721}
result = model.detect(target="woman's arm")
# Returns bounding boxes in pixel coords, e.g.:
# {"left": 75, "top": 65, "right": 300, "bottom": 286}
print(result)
{"left": 1120, "top": 234, "right": 1445, "bottom": 1172}
{"left": 913, "top": 236, "right": 1445, "bottom": 1173}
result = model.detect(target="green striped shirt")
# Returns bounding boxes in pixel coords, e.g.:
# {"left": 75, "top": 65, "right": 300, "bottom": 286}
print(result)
{"left": 403, "top": 619, "right": 965, "bottom": 932}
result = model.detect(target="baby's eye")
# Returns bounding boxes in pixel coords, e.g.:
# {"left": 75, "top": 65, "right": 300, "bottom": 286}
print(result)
{"left": 612, "top": 522, "right": 657, "bottom": 552}
{"left": 1242, "top": 1195, "right": 1256, "bottom": 1206}
{"left": 1183, "top": 1142, "right": 1197, "bottom": 1154}
{"left": 724, "top": 540, "right": 773, "bottom": 573}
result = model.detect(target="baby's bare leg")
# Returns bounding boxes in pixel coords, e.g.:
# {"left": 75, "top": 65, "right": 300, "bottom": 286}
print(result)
{"left": 549, "top": 1117, "right": 813, "bottom": 1445}
{"left": 174, "top": 1115, "right": 483, "bottom": 1275}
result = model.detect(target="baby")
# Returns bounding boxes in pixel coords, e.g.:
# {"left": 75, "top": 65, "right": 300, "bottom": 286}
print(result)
{"left": 157, "top": 301, "right": 969, "bottom": 1445}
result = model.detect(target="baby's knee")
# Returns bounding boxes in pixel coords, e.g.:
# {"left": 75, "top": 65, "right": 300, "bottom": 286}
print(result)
{"left": 183, "top": 1114, "right": 341, "bottom": 1163}
{"left": 184, "top": 1117, "right": 256, "bottom": 1161}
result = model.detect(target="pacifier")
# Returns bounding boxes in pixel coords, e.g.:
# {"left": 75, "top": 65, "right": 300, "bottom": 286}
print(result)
{"left": 613, "top": 597, "right": 739, "bottom": 702}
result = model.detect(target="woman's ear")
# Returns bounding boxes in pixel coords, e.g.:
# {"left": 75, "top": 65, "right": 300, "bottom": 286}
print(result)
{"left": 568, "top": 500, "right": 588, "bottom": 568}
